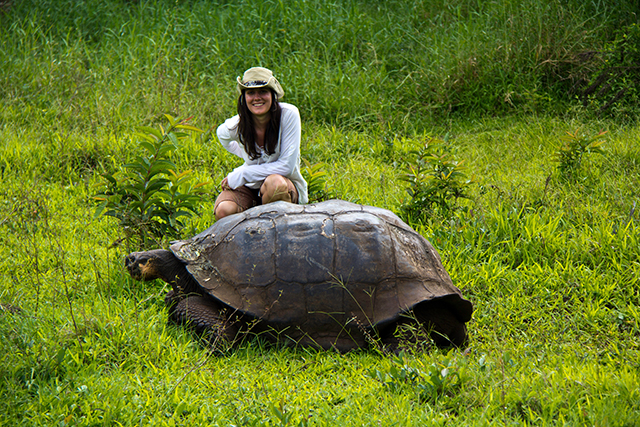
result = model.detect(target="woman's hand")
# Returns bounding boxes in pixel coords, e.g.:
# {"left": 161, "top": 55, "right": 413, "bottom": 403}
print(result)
{"left": 220, "top": 176, "right": 231, "bottom": 191}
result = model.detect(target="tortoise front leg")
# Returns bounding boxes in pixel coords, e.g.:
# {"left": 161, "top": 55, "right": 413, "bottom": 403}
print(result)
{"left": 166, "top": 292, "right": 241, "bottom": 345}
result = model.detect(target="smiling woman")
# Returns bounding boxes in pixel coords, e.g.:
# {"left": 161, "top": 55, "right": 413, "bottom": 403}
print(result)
{"left": 214, "top": 67, "right": 309, "bottom": 220}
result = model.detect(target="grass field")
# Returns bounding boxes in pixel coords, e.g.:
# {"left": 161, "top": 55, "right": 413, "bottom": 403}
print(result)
{"left": 1, "top": 1, "right": 639, "bottom": 425}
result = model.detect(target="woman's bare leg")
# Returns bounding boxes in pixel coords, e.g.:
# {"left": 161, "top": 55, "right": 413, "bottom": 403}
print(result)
{"left": 214, "top": 200, "right": 242, "bottom": 220}
{"left": 260, "top": 174, "right": 295, "bottom": 204}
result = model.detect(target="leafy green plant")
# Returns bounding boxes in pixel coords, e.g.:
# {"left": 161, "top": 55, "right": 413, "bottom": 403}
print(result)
{"left": 302, "top": 159, "right": 334, "bottom": 203}
{"left": 93, "top": 115, "right": 208, "bottom": 248}
{"left": 400, "top": 138, "right": 474, "bottom": 222}
{"left": 554, "top": 128, "right": 606, "bottom": 176}
{"left": 368, "top": 352, "right": 463, "bottom": 402}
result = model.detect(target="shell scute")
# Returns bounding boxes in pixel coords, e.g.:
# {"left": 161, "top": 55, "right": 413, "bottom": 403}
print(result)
{"left": 264, "top": 281, "right": 305, "bottom": 324}
{"left": 274, "top": 213, "right": 335, "bottom": 284}
{"left": 204, "top": 217, "right": 276, "bottom": 289}
{"left": 334, "top": 212, "right": 395, "bottom": 285}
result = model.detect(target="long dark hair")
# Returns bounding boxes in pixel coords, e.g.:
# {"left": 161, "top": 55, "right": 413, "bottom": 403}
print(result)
{"left": 235, "top": 89, "right": 282, "bottom": 160}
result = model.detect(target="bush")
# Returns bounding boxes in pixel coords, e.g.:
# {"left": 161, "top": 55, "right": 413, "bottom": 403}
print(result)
{"left": 554, "top": 128, "right": 606, "bottom": 178}
{"left": 302, "top": 159, "right": 335, "bottom": 203}
{"left": 93, "top": 115, "right": 208, "bottom": 248}
{"left": 399, "top": 138, "right": 474, "bottom": 223}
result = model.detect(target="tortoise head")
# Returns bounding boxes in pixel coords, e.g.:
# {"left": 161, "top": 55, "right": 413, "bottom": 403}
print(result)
{"left": 125, "top": 249, "right": 174, "bottom": 282}
{"left": 124, "top": 249, "right": 200, "bottom": 296}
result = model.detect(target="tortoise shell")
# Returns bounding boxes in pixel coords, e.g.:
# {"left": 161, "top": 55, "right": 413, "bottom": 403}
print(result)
{"left": 170, "top": 200, "right": 472, "bottom": 346}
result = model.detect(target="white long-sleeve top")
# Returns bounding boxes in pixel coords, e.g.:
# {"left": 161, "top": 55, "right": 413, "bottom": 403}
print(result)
{"left": 216, "top": 102, "right": 308, "bottom": 204}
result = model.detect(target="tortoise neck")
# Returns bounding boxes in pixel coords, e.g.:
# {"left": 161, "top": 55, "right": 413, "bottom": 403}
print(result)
{"left": 157, "top": 251, "right": 201, "bottom": 295}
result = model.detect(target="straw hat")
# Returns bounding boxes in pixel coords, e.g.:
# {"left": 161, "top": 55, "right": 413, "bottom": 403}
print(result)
{"left": 236, "top": 67, "right": 285, "bottom": 99}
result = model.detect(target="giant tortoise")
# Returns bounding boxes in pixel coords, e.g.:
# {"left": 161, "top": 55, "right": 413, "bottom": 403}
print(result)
{"left": 125, "top": 200, "right": 473, "bottom": 352}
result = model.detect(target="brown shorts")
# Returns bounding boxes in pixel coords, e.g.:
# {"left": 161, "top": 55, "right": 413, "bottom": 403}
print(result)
{"left": 214, "top": 177, "right": 299, "bottom": 213}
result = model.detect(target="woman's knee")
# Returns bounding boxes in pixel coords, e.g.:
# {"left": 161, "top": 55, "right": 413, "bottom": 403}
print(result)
{"left": 215, "top": 201, "right": 241, "bottom": 220}
{"left": 261, "top": 175, "right": 292, "bottom": 203}
{"left": 263, "top": 174, "right": 288, "bottom": 188}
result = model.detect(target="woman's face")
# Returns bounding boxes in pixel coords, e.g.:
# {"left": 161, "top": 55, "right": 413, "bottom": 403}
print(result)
{"left": 244, "top": 89, "right": 273, "bottom": 118}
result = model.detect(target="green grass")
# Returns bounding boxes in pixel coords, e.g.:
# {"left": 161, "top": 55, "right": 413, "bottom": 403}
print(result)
{"left": 1, "top": 0, "right": 640, "bottom": 425}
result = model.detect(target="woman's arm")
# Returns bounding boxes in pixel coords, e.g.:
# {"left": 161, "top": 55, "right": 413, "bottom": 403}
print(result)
{"left": 216, "top": 116, "right": 245, "bottom": 159}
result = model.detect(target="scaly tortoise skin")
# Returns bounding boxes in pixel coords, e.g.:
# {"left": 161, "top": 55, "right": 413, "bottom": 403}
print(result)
{"left": 126, "top": 200, "right": 473, "bottom": 352}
